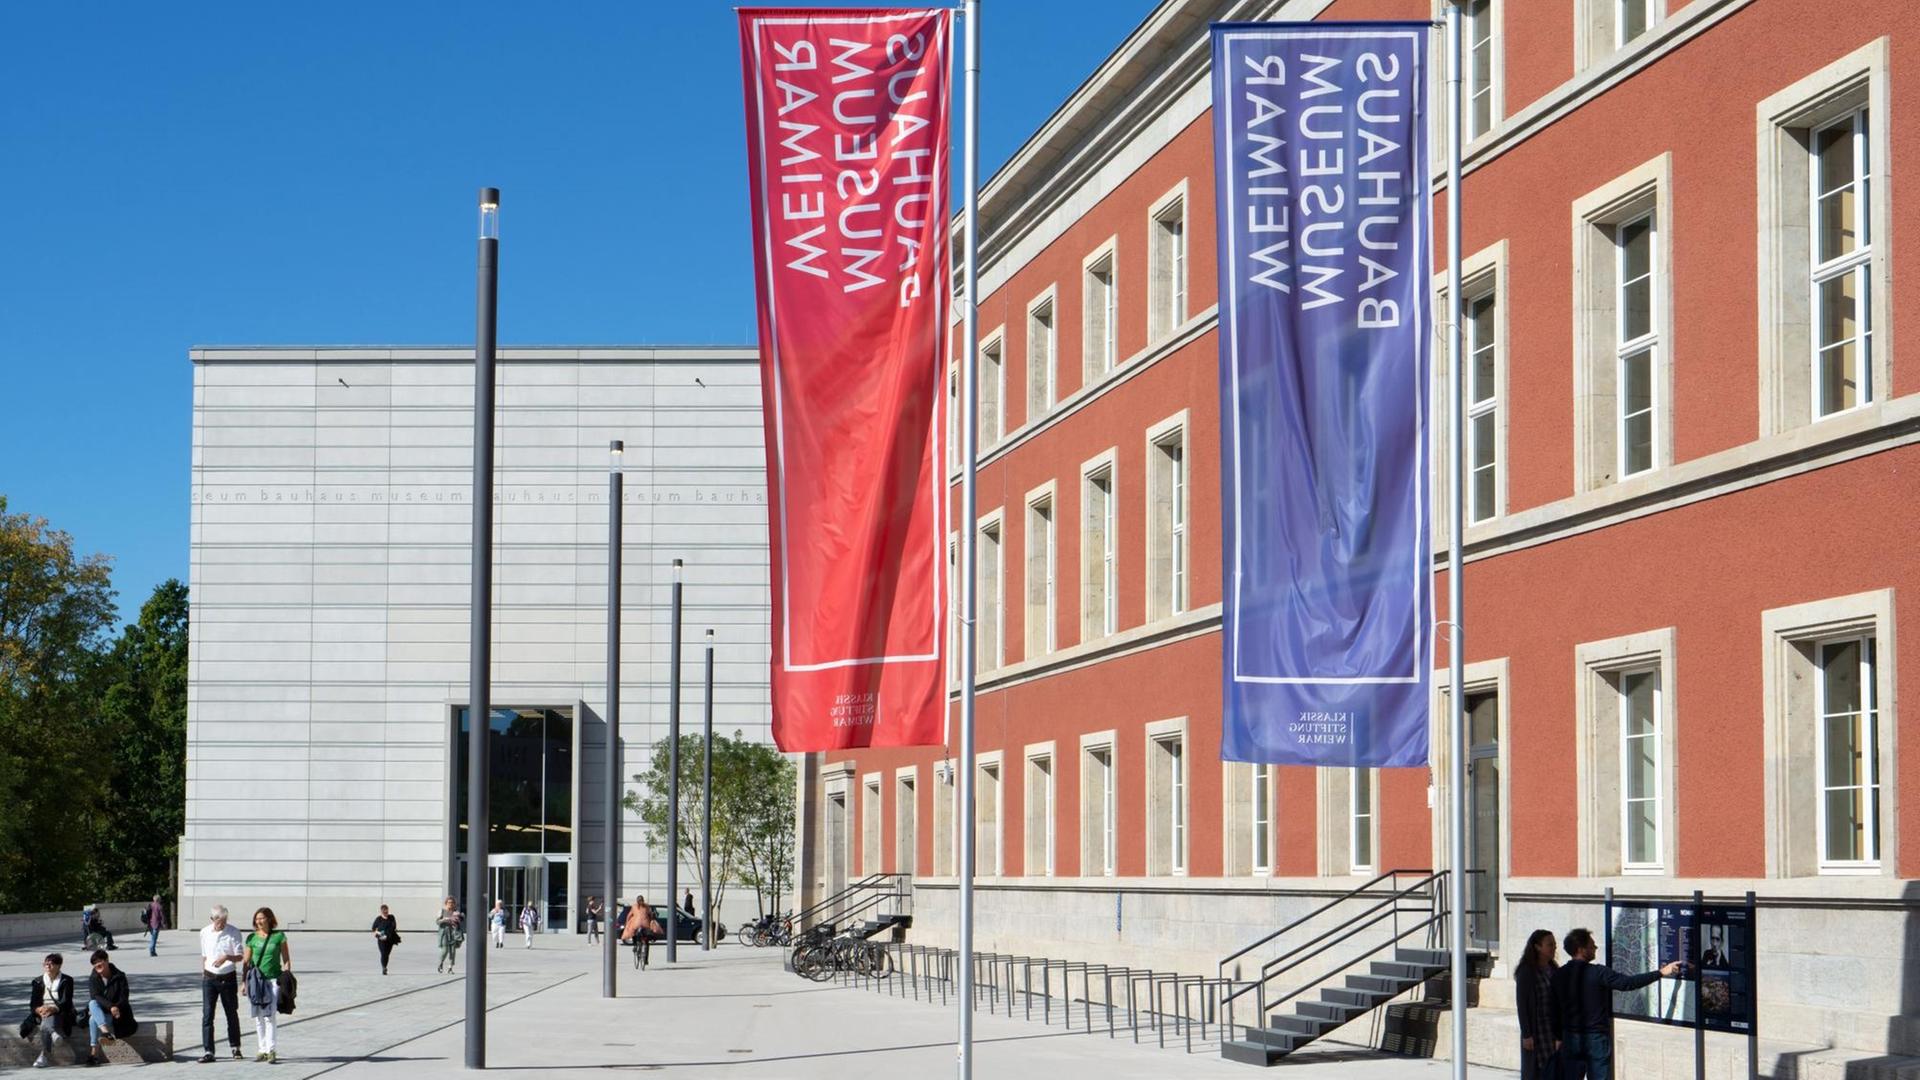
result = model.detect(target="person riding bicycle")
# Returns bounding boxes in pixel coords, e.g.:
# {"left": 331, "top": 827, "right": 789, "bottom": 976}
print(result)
{"left": 620, "top": 894, "right": 662, "bottom": 969}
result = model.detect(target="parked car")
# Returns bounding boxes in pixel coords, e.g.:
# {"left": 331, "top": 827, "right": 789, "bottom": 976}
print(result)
{"left": 649, "top": 905, "right": 725, "bottom": 942}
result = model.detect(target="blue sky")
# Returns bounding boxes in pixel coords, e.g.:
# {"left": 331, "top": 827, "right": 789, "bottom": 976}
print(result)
{"left": 0, "top": 1, "right": 1160, "bottom": 623}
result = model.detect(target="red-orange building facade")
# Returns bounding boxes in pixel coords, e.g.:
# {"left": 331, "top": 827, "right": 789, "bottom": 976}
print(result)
{"left": 796, "top": 1, "right": 1919, "bottom": 1072}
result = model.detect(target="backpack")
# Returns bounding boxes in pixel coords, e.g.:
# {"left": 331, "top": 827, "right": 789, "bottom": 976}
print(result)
{"left": 140, "top": 908, "right": 150, "bottom": 927}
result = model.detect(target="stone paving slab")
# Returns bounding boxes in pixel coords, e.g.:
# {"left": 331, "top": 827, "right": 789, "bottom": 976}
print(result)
{"left": 1, "top": 930, "right": 1507, "bottom": 1078}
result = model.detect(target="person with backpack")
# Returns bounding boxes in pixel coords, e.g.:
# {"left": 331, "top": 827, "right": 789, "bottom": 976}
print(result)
{"left": 519, "top": 901, "right": 539, "bottom": 949}
{"left": 83, "top": 947, "right": 138, "bottom": 1067}
{"left": 141, "top": 896, "right": 166, "bottom": 956}
{"left": 1552, "top": 926, "right": 1682, "bottom": 1080}
{"left": 371, "top": 905, "right": 400, "bottom": 975}
{"left": 487, "top": 900, "right": 508, "bottom": 949}
{"left": 241, "top": 908, "right": 290, "bottom": 1064}
{"left": 436, "top": 898, "right": 464, "bottom": 974}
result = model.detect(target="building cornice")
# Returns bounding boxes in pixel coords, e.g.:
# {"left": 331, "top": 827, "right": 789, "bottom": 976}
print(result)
{"left": 189, "top": 345, "right": 758, "bottom": 364}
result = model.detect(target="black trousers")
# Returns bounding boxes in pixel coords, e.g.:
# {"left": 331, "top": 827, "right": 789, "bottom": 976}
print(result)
{"left": 201, "top": 971, "right": 240, "bottom": 1053}
{"left": 377, "top": 938, "right": 394, "bottom": 971}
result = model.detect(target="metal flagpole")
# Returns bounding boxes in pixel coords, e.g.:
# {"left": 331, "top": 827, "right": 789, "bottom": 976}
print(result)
{"left": 465, "top": 185, "right": 500, "bottom": 1071}
{"left": 701, "top": 628, "right": 714, "bottom": 951}
{"left": 956, "top": 1, "right": 981, "bottom": 1077}
{"left": 667, "top": 558, "right": 684, "bottom": 963}
{"left": 604, "top": 441, "right": 623, "bottom": 997}
{"left": 1443, "top": 5, "right": 1470, "bottom": 1079}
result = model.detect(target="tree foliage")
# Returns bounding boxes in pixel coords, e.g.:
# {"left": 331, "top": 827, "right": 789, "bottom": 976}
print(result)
{"left": 623, "top": 730, "right": 796, "bottom": 918}
{"left": 0, "top": 495, "right": 189, "bottom": 913}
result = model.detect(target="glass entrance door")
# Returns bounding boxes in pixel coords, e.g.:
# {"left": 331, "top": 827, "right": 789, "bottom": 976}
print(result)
{"left": 492, "top": 863, "right": 543, "bottom": 920}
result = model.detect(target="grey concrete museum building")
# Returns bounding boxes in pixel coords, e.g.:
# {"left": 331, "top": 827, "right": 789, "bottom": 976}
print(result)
{"left": 182, "top": 346, "right": 771, "bottom": 933}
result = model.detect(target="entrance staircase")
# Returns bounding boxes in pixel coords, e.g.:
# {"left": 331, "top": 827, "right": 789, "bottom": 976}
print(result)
{"left": 1218, "top": 869, "right": 1487, "bottom": 1066}
{"left": 798, "top": 873, "right": 914, "bottom": 939}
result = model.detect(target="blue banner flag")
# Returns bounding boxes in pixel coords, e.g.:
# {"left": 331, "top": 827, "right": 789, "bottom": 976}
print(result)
{"left": 1212, "top": 22, "right": 1432, "bottom": 768}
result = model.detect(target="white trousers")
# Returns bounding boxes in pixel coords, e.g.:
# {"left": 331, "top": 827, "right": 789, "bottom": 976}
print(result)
{"left": 250, "top": 980, "right": 278, "bottom": 1053}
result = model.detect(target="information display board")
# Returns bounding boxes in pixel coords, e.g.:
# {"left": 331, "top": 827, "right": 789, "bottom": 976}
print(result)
{"left": 1607, "top": 901, "right": 1697, "bottom": 1027}
{"left": 1694, "top": 904, "right": 1757, "bottom": 1033}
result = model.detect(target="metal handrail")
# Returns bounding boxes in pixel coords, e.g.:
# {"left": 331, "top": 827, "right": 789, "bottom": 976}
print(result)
{"left": 1219, "top": 869, "right": 1444, "bottom": 1009}
{"left": 797, "top": 872, "right": 896, "bottom": 928}
{"left": 1261, "top": 910, "right": 1446, "bottom": 1016}
{"left": 1218, "top": 867, "right": 1425, "bottom": 969}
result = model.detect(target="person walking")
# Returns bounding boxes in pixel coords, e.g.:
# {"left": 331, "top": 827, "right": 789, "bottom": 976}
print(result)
{"left": 487, "top": 900, "right": 507, "bottom": 950}
{"left": 371, "top": 905, "right": 400, "bottom": 975}
{"left": 21, "top": 953, "right": 76, "bottom": 1069}
{"left": 198, "top": 905, "right": 245, "bottom": 1063}
{"left": 143, "top": 896, "right": 166, "bottom": 957}
{"left": 435, "top": 898, "right": 464, "bottom": 975}
{"left": 519, "top": 901, "right": 538, "bottom": 949}
{"left": 585, "top": 897, "right": 602, "bottom": 945}
{"left": 1553, "top": 926, "right": 1682, "bottom": 1080}
{"left": 683, "top": 891, "right": 696, "bottom": 921}
{"left": 1514, "top": 929, "right": 1561, "bottom": 1080}
{"left": 83, "top": 948, "right": 137, "bottom": 1067}
{"left": 241, "top": 908, "right": 290, "bottom": 1064}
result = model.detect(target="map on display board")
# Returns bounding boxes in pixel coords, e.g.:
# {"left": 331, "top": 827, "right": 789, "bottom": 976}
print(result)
{"left": 1608, "top": 899, "right": 1758, "bottom": 1032}
{"left": 1608, "top": 902, "right": 1696, "bottom": 1027}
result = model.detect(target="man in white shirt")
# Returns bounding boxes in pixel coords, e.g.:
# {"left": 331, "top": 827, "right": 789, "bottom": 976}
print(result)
{"left": 198, "top": 905, "right": 245, "bottom": 1063}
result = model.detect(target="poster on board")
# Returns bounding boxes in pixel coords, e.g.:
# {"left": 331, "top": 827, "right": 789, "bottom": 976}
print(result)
{"left": 1695, "top": 904, "right": 1757, "bottom": 1033}
{"left": 1608, "top": 902, "right": 1697, "bottom": 1027}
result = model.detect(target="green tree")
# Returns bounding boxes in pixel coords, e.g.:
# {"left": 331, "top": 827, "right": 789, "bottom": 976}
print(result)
{"left": 93, "top": 580, "right": 189, "bottom": 903}
{"left": 0, "top": 496, "right": 119, "bottom": 912}
{"left": 623, "top": 731, "right": 795, "bottom": 920}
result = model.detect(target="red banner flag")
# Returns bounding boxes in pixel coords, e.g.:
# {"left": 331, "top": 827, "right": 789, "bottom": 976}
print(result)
{"left": 739, "top": 8, "right": 951, "bottom": 751}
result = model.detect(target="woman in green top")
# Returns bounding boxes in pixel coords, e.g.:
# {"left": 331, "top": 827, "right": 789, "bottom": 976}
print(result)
{"left": 436, "top": 897, "right": 464, "bottom": 975}
{"left": 242, "top": 907, "right": 290, "bottom": 1063}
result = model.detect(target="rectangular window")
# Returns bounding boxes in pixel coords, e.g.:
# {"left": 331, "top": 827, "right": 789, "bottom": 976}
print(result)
{"left": 1812, "top": 109, "right": 1873, "bottom": 418}
{"left": 1084, "top": 744, "right": 1116, "bottom": 876}
{"left": 1466, "top": 292, "right": 1499, "bottom": 522}
{"left": 1148, "top": 428, "right": 1187, "bottom": 620}
{"left": 1082, "top": 465, "right": 1117, "bottom": 639}
{"left": 1617, "top": 0, "right": 1650, "bottom": 46}
{"left": 862, "top": 779, "right": 881, "bottom": 875}
{"left": 933, "top": 765, "right": 954, "bottom": 876}
{"left": 1251, "top": 764, "right": 1273, "bottom": 875}
{"left": 1084, "top": 251, "right": 1116, "bottom": 383}
{"left": 1351, "top": 769, "right": 1375, "bottom": 874}
{"left": 1150, "top": 196, "right": 1187, "bottom": 342}
{"left": 1618, "top": 668, "right": 1663, "bottom": 871}
{"left": 1466, "top": 0, "right": 1494, "bottom": 139}
{"left": 976, "top": 761, "right": 1002, "bottom": 876}
{"left": 946, "top": 536, "right": 957, "bottom": 684}
{"left": 1027, "top": 297, "right": 1055, "bottom": 421}
{"left": 895, "top": 774, "right": 917, "bottom": 875}
{"left": 1025, "top": 753, "right": 1055, "bottom": 877}
{"left": 1024, "top": 495, "right": 1055, "bottom": 657}
{"left": 978, "top": 519, "right": 1002, "bottom": 672}
{"left": 1817, "top": 637, "right": 1880, "bottom": 869}
{"left": 979, "top": 336, "right": 1003, "bottom": 448}
{"left": 1616, "top": 212, "right": 1658, "bottom": 478}
{"left": 946, "top": 365, "right": 959, "bottom": 473}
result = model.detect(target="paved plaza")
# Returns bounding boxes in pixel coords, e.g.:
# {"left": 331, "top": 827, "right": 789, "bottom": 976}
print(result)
{"left": 2, "top": 929, "right": 1508, "bottom": 1078}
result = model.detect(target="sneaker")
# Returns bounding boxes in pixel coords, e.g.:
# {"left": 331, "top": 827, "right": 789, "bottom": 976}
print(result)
{"left": 257, "top": 1052, "right": 269, "bottom": 1061}
{"left": 33, "top": 1054, "right": 49, "bottom": 1068}
{"left": 267, "top": 1051, "right": 278, "bottom": 1064}
{"left": 232, "top": 1047, "right": 244, "bottom": 1060}
{"left": 198, "top": 1053, "right": 215, "bottom": 1064}
{"left": 85, "top": 1052, "right": 101, "bottom": 1067}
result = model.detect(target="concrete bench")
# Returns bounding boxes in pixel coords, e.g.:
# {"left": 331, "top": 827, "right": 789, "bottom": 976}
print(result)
{"left": 3, "top": 1020, "right": 173, "bottom": 1065}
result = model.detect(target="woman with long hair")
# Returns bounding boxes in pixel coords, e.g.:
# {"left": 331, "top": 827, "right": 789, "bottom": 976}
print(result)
{"left": 1514, "top": 928, "right": 1561, "bottom": 1080}
{"left": 436, "top": 898, "right": 464, "bottom": 974}
{"left": 241, "top": 907, "right": 290, "bottom": 1063}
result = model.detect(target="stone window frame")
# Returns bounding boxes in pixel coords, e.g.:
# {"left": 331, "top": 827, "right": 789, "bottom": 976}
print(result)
{"left": 1318, "top": 765, "right": 1379, "bottom": 877}
{"left": 1145, "top": 716, "right": 1189, "bottom": 876}
{"left": 1080, "top": 729, "right": 1118, "bottom": 877}
{"left": 945, "top": 532, "right": 958, "bottom": 685}
{"left": 894, "top": 765, "right": 919, "bottom": 876}
{"left": 1082, "top": 237, "right": 1120, "bottom": 385}
{"left": 1755, "top": 37, "right": 1893, "bottom": 438}
{"left": 1023, "top": 481, "right": 1057, "bottom": 660}
{"left": 1572, "top": 154, "right": 1674, "bottom": 493}
{"left": 1023, "top": 740, "right": 1057, "bottom": 878}
{"left": 978, "top": 324, "right": 1006, "bottom": 451}
{"left": 1462, "top": 0, "right": 1503, "bottom": 143}
{"left": 1147, "top": 180, "right": 1189, "bottom": 345}
{"left": 1144, "top": 410, "right": 1190, "bottom": 624}
{"left": 1221, "top": 761, "right": 1274, "bottom": 877}
{"left": 1761, "top": 589, "right": 1898, "bottom": 878}
{"left": 932, "top": 757, "right": 956, "bottom": 877}
{"left": 1574, "top": 627, "right": 1679, "bottom": 877}
{"left": 1025, "top": 285, "right": 1058, "bottom": 424}
{"left": 1573, "top": 0, "right": 1666, "bottom": 70}
{"left": 975, "top": 749, "right": 1004, "bottom": 878}
{"left": 1430, "top": 658, "right": 1511, "bottom": 934}
{"left": 1080, "top": 448, "right": 1120, "bottom": 642}
{"left": 976, "top": 507, "right": 1005, "bottom": 673}
{"left": 946, "top": 361, "right": 959, "bottom": 475}
{"left": 1432, "top": 240, "right": 1509, "bottom": 540}
{"left": 824, "top": 771, "right": 853, "bottom": 892}
{"left": 861, "top": 772, "right": 884, "bottom": 877}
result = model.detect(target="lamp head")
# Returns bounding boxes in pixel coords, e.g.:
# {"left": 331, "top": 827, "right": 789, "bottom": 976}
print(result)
{"left": 609, "top": 439, "right": 624, "bottom": 471}
{"left": 672, "top": 557, "right": 683, "bottom": 584}
{"left": 479, "top": 187, "right": 500, "bottom": 240}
